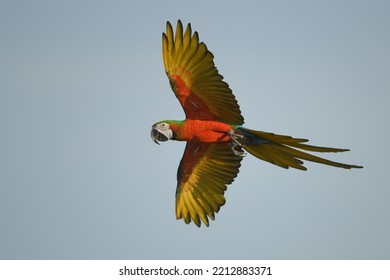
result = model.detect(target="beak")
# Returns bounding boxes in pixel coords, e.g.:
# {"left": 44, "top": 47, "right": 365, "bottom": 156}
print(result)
{"left": 150, "top": 124, "right": 173, "bottom": 144}
{"left": 151, "top": 126, "right": 161, "bottom": 145}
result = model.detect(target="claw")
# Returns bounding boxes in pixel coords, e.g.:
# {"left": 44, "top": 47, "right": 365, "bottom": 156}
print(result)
{"left": 231, "top": 143, "right": 246, "bottom": 157}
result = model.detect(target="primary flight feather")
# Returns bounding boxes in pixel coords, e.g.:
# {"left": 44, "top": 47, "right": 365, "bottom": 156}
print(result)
{"left": 151, "top": 20, "right": 363, "bottom": 227}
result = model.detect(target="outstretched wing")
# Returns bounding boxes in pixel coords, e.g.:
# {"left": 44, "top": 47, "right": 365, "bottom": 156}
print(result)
{"left": 163, "top": 20, "right": 244, "bottom": 125}
{"left": 176, "top": 142, "right": 243, "bottom": 227}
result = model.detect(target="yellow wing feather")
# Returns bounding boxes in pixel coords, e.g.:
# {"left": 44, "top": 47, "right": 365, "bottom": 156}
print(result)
{"left": 176, "top": 142, "right": 243, "bottom": 227}
{"left": 163, "top": 20, "right": 244, "bottom": 124}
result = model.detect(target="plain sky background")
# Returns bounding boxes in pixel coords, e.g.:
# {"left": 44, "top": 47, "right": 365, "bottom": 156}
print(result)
{"left": 1, "top": 0, "right": 389, "bottom": 259}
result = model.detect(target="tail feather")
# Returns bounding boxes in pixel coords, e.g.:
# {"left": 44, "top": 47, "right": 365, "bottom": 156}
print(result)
{"left": 239, "top": 128, "right": 363, "bottom": 170}
{"left": 245, "top": 143, "right": 306, "bottom": 170}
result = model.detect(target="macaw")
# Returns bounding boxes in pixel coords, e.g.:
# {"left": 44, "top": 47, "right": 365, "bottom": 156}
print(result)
{"left": 151, "top": 20, "right": 362, "bottom": 227}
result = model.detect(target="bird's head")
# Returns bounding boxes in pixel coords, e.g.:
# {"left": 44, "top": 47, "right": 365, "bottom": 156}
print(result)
{"left": 151, "top": 121, "right": 174, "bottom": 144}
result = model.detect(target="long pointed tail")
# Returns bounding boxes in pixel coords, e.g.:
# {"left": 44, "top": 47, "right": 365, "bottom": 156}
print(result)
{"left": 237, "top": 127, "right": 363, "bottom": 170}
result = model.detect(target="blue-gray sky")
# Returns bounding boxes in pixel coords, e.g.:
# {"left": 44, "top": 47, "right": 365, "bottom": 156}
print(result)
{"left": 1, "top": 0, "right": 389, "bottom": 259}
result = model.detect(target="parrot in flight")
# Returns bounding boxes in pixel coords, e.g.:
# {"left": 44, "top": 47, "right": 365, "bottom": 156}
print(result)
{"left": 151, "top": 20, "right": 363, "bottom": 227}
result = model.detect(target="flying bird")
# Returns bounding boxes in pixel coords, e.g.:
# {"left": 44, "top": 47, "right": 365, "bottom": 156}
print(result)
{"left": 151, "top": 20, "right": 363, "bottom": 227}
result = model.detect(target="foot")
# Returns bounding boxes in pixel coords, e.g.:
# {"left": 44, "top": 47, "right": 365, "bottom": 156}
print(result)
{"left": 228, "top": 130, "right": 245, "bottom": 145}
{"left": 228, "top": 130, "right": 246, "bottom": 157}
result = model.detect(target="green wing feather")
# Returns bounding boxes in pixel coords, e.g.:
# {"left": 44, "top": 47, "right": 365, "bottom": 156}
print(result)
{"left": 176, "top": 142, "right": 243, "bottom": 227}
{"left": 163, "top": 20, "right": 244, "bottom": 125}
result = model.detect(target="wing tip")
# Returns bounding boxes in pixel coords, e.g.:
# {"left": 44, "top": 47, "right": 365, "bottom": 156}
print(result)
{"left": 165, "top": 19, "right": 189, "bottom": 32}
